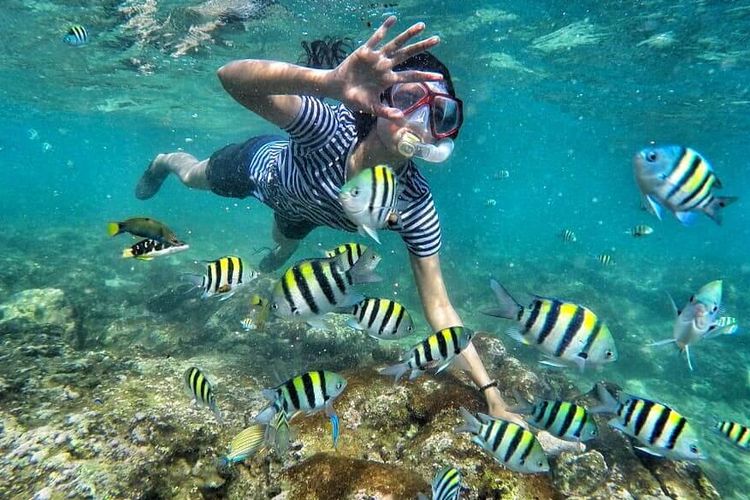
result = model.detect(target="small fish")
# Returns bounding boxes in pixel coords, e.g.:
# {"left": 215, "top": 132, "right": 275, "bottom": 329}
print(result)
{"left": 256, "top": 370, "right": 347, "bottom": 425}
{"left": 339, "top": 164, "right": 399, "bottom": 244}
{"left": 183, "top": 366, "right": 222, "bottom": 423}
{"left": 379, "top": 326, "right": 474, "bottom": 382}
{"left": 512, "top": 395, "right": 598, "bottom": 442}
{"left": 592, "top": 384, "right": 704, "bottom": 461}
{"left": 633, "top": 145, "right": 738, "bottom": 225}
{"left": 418, "top": 466, "right": 462, "bottom": 500}
{"left": 455, "top": 407, "right": 549, "bottom": 474}
{"left": 218, "top": 424, "right": 266, "bottom": 466}
{"left": 713, "top": 316, "right": 739, "bottom": 335}
{"left": 240, "top": 317, "right": 257, "bottom": 331}
{"left": 649, "top": 280, "right": 724, "bottom": 371}
{"left": 122, "top": 238, "right": 189, "bottom": 260}
{"left": 107, "top": 217, "right": 181, "bottom": 246}
{"left": 324, "top": 243, "right": 368, "bottom": 271}
{"left": 713, "top": 420, "right": 750, "bottom": 451}
{"left": 63, "top": 25, "right": 88, "bottom": 46}
{"left": 270, "top": 248, "right": 382, "bottom": 328}
{"left": 560, "top": 229, "right": 577, "bottom": 242}
{"left": 482, "top": 279, "right": 617, "bottom": 372}
{"left": 493, "top": 170, "right": 510, "bottom": 180}
{"left": 265, "top": 407, "right": 294, "bottom": 455}
{"left": 597, "top": 253, "right": 614, "bottom": 266}
{"left": 627, "top": 224, "right": 654, "bottom": 238}
{"left": 186, "top": 256, "right": 256, "bottom": 299}
{"left": 347, "top": 297, "right": 415, "bottom": 340}
{"left": 247, "top": 294, "right": 271, "bottom": 330}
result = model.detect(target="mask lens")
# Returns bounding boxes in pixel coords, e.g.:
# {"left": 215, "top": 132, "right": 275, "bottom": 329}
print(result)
{"left": 432, "top": 96, "right": 460, "bottom": 135}
{"left": 391, "top": 84, "right": 428, "bottom": 111}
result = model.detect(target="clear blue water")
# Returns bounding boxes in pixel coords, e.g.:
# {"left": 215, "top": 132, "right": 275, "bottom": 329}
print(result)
{"left": 2, "top": 0, "right": 750, "bottom": 497}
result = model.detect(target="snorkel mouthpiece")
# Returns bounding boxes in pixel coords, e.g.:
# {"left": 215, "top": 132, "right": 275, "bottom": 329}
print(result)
{"left": 397, "top": 132, "right": 454, "bottom": 163}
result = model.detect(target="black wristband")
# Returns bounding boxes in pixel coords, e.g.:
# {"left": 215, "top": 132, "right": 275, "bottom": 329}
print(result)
{"left": 479, "top": 380, "right": 498, "bottom": 393}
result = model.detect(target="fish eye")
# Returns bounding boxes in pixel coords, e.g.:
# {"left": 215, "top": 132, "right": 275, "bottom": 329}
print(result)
{"left": 605, "top": 350, "right": 614, "bottom": 358}
{"left": 336, "top": 382, "right": 343, "bottom": 389}
{"left": 538, "top": 461, "right": 545, "bottom": 468}
{"left": 712, "top": 306, "right": 718, "bottom": 312}
{"left": 690, "top": 444, "right": 699, "bottom": 454}
{"left": 689, "top": 295, "right": 695, "bottom": 303}
{"left": 351, "top": 188, "right": 360, "bottom": 196}
{"left": 271, "top": 303, "right": 278, "bottom": 310}
{"left": 646, "top": 151, "right": 658, "bottom": 162}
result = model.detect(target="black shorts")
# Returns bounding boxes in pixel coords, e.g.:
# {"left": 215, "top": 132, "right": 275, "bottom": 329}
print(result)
{"left": 205, "top": 135, "right": 284, "bottom": 198}
{"left": 274, "top": 212, "right": 316, "bottom": 241}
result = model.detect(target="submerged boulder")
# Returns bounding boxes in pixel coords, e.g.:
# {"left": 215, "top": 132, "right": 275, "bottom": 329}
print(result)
{"left": 0, "top": 288, "right": 78, "bottom": 344}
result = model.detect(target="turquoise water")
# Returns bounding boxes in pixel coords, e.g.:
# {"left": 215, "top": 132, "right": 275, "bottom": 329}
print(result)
{"left": 2, "top": 0, "right": 750, "bottom": 497}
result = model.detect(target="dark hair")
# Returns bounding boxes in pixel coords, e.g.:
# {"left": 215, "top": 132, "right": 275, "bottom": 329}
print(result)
{"left": 298, "top": 37, "right": 354, "bottom": 70}
{"left": 355, "top": 51, "right": 460, "bottom": 141}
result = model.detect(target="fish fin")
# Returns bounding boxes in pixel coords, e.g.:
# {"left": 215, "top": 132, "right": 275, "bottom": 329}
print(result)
{"left": 666, "top": 292, "right": 680, "bottom": 316}
{"left": 508, "top": 390, "right": 533, "bottom": 415}
{"left": 476, "top": 412, "right": 495, "bottom": 424}
{"left": 107, "top": 222, "right": 121, "bottom": 236}
{"left": 648, "top": 338, "right": 677, "bottom": 347}
{"left": 345, "top": 317, "right": 364, "bottom": 331}
{"left": 378, "top": 362, "right": 409, "bottom": 383}
{"left": 685, "top": 345, "right": 694, "bottom": 371}
{"left": 347, "top": 248, "right": 382, "bottom": 284}
{"left": 643, "top": 195, "right": 665, "bottom": 220}
{"left": 306, "top": 317, "right": 330, "bottom": 330}
{"left": 539, "top": 359, "right": 568, "bottom": 369}
{"left": 328, "top": 413, "right": 340, "bottom": 448}
{"left": 135, "top": 255, "right": 154, "bottom": 261}
{"left": 590, "top": 383, "right": 619, "bottom": 414}
{"left": 261, "top": 389, "right": 277, "bottom": 403}
{"left": 607, "top": 418, "right": 627, "bottom": 433}
{"left": 358, "top": 225, "right": 381, "bottom": 244}
{"left": 435, "top": 360, "right": 454, "bottom": 375}
{"left": 704, "top": 196, "right": 738, "bottom": 225}
{"left": 455, "top": 407, "right": 482, "bottom": 435}
{"left": 573, "top": 355, "right": 586, "bottom": 373}
{"left": 255, "top": 404, "right": 276, "bottom": 424}
{"left": 481, "top": 279, "right": 523, "bottom": 320}
{"left": 408, "top": 368, "right": 425, "bottom": 380}
{"left": 634, "top": 446, "right": 665, "bottom": 457}
{"left": 506, "top": 326, "right": 529, "bottom": 344}
{"left": 674, "top": 210, "right": 698, "bottom": 226}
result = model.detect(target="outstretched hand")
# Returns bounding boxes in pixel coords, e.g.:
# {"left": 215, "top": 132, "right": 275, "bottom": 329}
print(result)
{"left": 328, "top": 16, "right": 443, "bottom": 121}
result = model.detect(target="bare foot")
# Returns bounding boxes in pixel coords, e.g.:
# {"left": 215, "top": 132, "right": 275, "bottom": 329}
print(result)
{"left": 486, "top": 389, "right": 527, "bottom": 427}
{"left": 135, "top": 154, "right": 169, "bottom": 200}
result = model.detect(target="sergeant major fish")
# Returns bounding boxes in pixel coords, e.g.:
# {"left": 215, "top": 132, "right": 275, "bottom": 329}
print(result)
{"left": 633, "top": 145, "right": 737, "bottom": 225}
{"left": 338, "top": 164, "right": 399, "bottom": 244}
{"left": 122, "top": 238, "right": 189, "bottom": 260}
{"left": 324, "top": 242, "right": 368, "bottom": 271}
{"left": 186, "top": 256, "right": 256, "bottom": 299}
{"left": 183, "top": 366, "right": 222, "bottom": 423}
{"left": 417, "top": 466, "right": 462, "bottom": 500}
{"left": 713, "top": 420, "right": 750, "bottom": 451}
{"left": 63, "top": 25, "right": 88, "bottom": 46}
{"left": 271, "top": 248, "right": 382, "bottom": 328}
{"left": 511, "top": 395, "right": 598, "bottom": 442}
{"left": 379, "top": 326, "right": 474, "bottom": 382}
{"left": 649, "top": 280, "right": 725, "bottom": 371}
{"left": 592, "top": 384, "right": 704, "bottom": 461}
{"left": 482, "top": 279, "right": 617, "bottom": 372}
{"left": 455, "top": 407, "right": 549, "bottom": 474}
{"left": 347, "top": 297, "right": 415, "bottom": 340}
{"left": 107, "top": 217, "right": 182, "bottom": 246}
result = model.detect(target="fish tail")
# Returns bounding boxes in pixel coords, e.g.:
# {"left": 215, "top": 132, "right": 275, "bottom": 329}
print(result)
{"left": 180, "top": 273, "right": 204, "bottom": 289}
{"left": 107, "top": 222, "right": 121, "bottom": 237}
{"left": 378, "top": 362, "right": 409, "bottom": 383}
{"left": 481, "top": 279, "right": 522, "bottom": 319}
{"left": 705, "top": 196, "right": 738, "bottom": 225}
{"left": 507, "top": 389, "right": 533, "bottom": 415}
{"left": 255, "top": 404, "right": 277, "bottom": 424}
{"left": 455, "top": 407, "right": 482, "bottom": 435}
{"left": 122, "top": 248, "right": 135, "bottom": 258}
{"left": 590, "top": 383, "right": 619, "bottom": 414}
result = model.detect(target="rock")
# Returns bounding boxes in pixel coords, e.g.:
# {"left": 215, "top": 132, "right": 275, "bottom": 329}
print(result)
{"left": 552, "top": 450, "right": 608, "bottom": 497}
{"left": 0, "top": 288, "right": 77, "bottom": 343}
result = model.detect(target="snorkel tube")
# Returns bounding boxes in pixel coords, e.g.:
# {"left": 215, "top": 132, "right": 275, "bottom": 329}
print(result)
{"left": 398, "top": 132, "right": 454, "bottom": 163}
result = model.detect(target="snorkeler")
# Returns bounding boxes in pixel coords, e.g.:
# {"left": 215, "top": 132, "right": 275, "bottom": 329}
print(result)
{"left": 134, "top": 16, "right": 518, "bottom": 422}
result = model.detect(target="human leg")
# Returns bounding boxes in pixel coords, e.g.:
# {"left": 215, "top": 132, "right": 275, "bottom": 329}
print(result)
{"left": 258, "top": 214, "right": 316, "bottom": 273}
{"left": 136, "top": 152, "right": 209, "bottom": 199}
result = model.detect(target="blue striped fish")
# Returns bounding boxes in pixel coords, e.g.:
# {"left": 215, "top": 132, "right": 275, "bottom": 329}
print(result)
{"left": 593, "top": 384, "right": 705, "bottom": 461}
{"left": 379, "top": 326, "right": 474, "bottom": 382}
{"left": 456, "top": 407, "right": 549, "bottom": 474}
{"left": 633, "top": 145, "right": 737, "bottom": 225}
{"left": 339, "top": 164, "right": 399, "bottom": 244}
{"left": 218, "top": 424, "right": 266, "bottom": 465}
{"left": 482, "top": 279, "right": 617, "bottom": 372}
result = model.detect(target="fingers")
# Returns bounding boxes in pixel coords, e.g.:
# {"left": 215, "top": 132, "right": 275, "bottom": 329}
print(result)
{"left": 372, "top": 103, "right": 405, "bottom": 122}
{"left": 392, "top": 70, "right": 444, "bottom": 84}
{"left": 381, "top": 22, "right": 426, "bottom": 56}
{"left": 390, "top": 35, "right": 441, "bottom": 66}
{"left": 365, "top": 15, "right": 397, "bottom": 49}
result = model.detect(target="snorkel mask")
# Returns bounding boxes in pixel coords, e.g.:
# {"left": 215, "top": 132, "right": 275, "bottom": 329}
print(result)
{"left": 385, "top": 81, "right": 463, "bottom": 163}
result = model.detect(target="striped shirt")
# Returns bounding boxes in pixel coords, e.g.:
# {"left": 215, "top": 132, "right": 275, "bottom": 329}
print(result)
{"left": 246, "top": 96, "right": 442, "bottom": 257}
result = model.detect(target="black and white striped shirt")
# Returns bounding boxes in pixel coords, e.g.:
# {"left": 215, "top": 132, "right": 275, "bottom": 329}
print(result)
{"left": 247, "top": 96, "right": 442, "bottom": 257}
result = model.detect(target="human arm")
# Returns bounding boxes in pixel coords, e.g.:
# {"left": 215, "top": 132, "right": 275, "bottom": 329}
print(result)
{"left": 216, "top": 16, "right": 443, "bottom": 128}
{"left": 409, "top": 252, "right": 523, "bottom": 423}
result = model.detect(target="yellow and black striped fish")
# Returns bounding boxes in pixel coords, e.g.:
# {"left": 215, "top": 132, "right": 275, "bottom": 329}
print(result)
{"left": 379, "top": 326, "right": 474, "bottom": 382}
{"left": 714, "top": 420, "right": 750, "bottom": 451}
{"left": 188, "top": 256, "right": 255, "bottom": 299}
{"left": 426, "top": 466, "right": 462, "bottom": 500}
{"left": 270, "top": 248, "right": 381, "bottom": 324}
{"left": 324, "top": 243, "right": 368, "bottom": 271}
{"left": 183, "top": 366, "right": 222, "bottom": 423}
{"left": 63, "top": 25, "right": 88, "bottom": 46}
{"left": 634, "top": 145, "right": 737, "bottom": 225}
{"left": 520, "top": 398, "right": 598, "bottom": 442}
{"left": 594, "top": 384, "right": 704, "bottom": 461}
{"left": 628, "top": 224, "right": 653, "bottom": 238}
{"left": 456, "top": 407, "right": 549, "bottom": 474}
{"left": 339, "top": 165, "right": 398, "bottom": 244}
{"left": 256, "top": 371, "right": 347, "bottom": 427}
{"left": 482, "top": 279, "right": 617, "bottom": 372}
{"left": 596, "top": 253, "right": 614, "bottom": 266}
{"left": 560, "top": 229, "right": 577, "bottom": 242}
{"left": 347, "top": 297, "right": 414, "bottom": 339}
{"left": 218, "top": 424, "right": 266, "bottom": 466}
